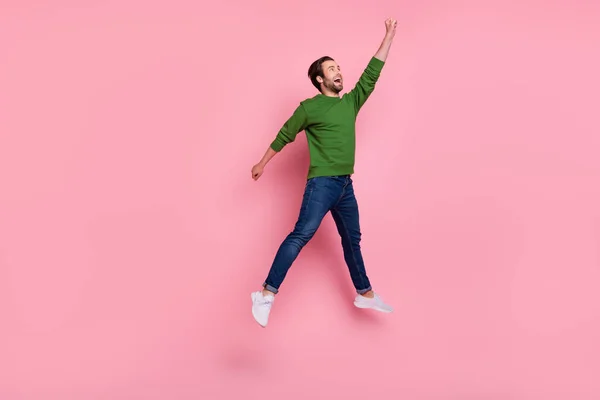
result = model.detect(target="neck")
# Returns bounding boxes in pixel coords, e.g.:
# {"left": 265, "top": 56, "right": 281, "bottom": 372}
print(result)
{"left": 320, "top": 87, "right": 340, "bottom": 97}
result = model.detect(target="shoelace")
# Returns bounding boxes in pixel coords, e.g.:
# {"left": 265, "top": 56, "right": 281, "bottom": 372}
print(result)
{"left": 259, "top": 298, "right": 273, "bottom": 307}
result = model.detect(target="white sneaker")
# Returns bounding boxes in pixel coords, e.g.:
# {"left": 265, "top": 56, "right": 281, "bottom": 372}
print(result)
{"left": 354, "top": 293, "right": 393, "bottom": 313}
{"left": 251, "top": 291, "right": 274, "bottom": 327}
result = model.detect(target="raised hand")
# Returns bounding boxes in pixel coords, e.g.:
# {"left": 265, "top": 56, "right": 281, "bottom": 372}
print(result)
{"left": 385, "top": 17, "right": 398, "bottom": 37}
{"left": 374, "top": 18, "right": 398, "bottom": 62}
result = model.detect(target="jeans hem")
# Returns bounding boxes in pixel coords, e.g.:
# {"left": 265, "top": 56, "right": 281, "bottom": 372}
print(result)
{"left": 356, "top": 286, "right": 372, "bottom": 295}
{"left": 263, "top": 283, "right": 279, "bottom": 294}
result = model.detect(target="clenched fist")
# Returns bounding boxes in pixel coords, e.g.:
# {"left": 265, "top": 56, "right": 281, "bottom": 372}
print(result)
{"left": 385, "top": 18, "right": 398, "bottom": 37}
{"left": 251, "top": 163, "right": 264, "bottom": 181}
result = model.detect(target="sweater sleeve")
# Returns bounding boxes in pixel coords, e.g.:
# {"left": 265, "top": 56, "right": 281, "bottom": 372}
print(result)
{"left": 346, "top": 57, "right": 385, "bottom": 112}
{"left": 270, "top": 104, "right": 309, "bottom": 152}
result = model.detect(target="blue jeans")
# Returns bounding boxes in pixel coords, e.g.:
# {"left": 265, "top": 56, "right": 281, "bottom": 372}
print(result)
{"left": 263, "top": 175, "right": 372, "bottom": 295}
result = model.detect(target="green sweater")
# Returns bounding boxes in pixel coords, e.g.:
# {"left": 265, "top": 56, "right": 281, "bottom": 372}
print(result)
{"left": 270, "top": 56, "right": 385, "bottom": 179}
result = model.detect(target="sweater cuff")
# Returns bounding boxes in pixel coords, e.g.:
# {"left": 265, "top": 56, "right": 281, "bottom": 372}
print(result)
{"left": 369, "top": 56, "right": 385, "bottom": 71}
{"left": 270, "top": 140, "right": 284, "bottom": 152}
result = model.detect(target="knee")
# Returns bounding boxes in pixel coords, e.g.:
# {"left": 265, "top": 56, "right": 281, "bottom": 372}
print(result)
{"left": 346, "top": 228, "right": 361, "bottom": 244}
{"left": 341, "top": 231, "right": 362, "bottom": 251}
{"left": 290, "top": 224, "right": 318, "bottom": 245}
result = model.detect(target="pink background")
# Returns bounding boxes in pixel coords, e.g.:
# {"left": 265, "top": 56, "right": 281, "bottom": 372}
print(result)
{"left": 1, "top": 0, "right": 600, "bottom": 399}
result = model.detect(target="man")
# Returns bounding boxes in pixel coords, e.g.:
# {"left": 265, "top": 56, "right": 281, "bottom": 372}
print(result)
{"left": 250, "top": 18, "right": 398, "bottom": 327}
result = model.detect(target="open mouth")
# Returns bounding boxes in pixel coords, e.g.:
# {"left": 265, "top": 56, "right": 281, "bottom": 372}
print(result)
{"left": 334, "top": 78, "right": 342, "bottom": 84}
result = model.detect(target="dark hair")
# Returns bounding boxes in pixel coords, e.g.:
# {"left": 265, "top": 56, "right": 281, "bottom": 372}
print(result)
{"left": 308, "top": 56, "right": 334, "bottom": 92}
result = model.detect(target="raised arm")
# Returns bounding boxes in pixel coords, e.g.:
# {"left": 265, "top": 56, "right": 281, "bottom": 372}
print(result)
{"left": 375, "top": 18, "right": 397, "bottom": 62}
{"left": 347, "top": 18, "right": 397, "bottom": 112}
{"left": 251, "top": 104, "right": 308, "bottom": 181}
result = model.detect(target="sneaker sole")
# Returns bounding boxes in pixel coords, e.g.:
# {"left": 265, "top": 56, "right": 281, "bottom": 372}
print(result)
{"left": 353, "top": 301, "right": 393, "bottom": 313}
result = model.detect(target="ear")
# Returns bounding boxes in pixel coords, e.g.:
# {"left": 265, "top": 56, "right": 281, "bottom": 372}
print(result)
{"left": 317, "top": 76, "right": 323, "bottom": 83}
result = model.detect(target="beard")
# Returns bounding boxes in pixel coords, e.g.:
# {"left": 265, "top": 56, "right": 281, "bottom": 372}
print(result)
{"left": 324, "top": 78, "right": 343, "bottom": 93}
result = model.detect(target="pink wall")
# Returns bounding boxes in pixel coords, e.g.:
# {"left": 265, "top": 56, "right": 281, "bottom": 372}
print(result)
{"left": 1, "top": 0, "right": 599, "bottom": 399}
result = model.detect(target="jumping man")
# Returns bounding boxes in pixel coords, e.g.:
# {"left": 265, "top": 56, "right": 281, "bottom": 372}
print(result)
{"left": 250, "top": 18, "right": 398, "bottom": 327}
